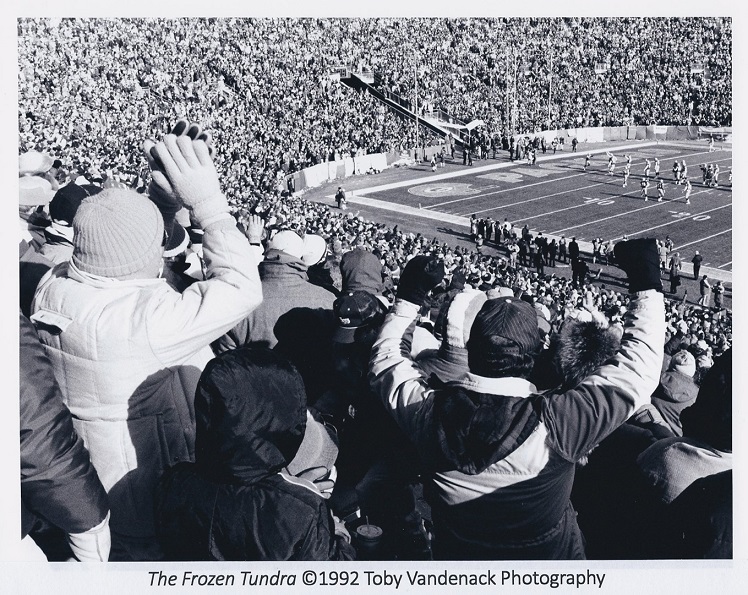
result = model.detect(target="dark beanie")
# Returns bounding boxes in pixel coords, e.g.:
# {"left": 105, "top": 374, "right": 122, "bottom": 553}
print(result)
{"left": 467, "top": 297, "right": 541, "bottom": 376}
{"left": 72, "top": 188, "right": 164, "bottom": 279}
{"left": 340, "top": 248, "right": 384, "bottom": 294}
{"left": 49, "top": 183, "right": 102, "bottom": 224}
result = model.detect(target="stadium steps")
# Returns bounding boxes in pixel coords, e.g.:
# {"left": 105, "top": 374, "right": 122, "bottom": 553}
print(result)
{"left": 341, "top": 72, "right": 458, "bottom": 145}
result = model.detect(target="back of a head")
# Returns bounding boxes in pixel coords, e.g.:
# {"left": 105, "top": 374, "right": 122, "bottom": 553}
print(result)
{"left": 550, "top": 316, "right": 622, "bottom": 390}
{"left": 339, "top": 248, "right": 384, "bottom": 295}
{"left": 680, "top": 348, "right": 732, "bottom": 452}
{"left": 418, "top": 287, "right": 487, "bottom": 383}
{"left": 49, "top": 183, "right": 102, "bottom": 225}
{"left": 467, "top": 296, "right": 541, "bottom": 379}
{"left": 72, "top": 188, "right": 164, "bottom": 280}
{"left": 194, "top": 346, "right": 307, "bottom": 484}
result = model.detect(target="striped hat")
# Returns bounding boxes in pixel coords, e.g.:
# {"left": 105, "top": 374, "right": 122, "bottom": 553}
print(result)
{"left": 468, "top": 296, "right": 541, "bottom": 376}
{"left": 72, "top": 188, "right": 164, "bottom": 279}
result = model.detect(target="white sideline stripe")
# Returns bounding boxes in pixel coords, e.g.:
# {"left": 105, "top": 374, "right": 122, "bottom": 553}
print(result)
{"left": 345, "top": 193, "right": 469, "bottom": 227}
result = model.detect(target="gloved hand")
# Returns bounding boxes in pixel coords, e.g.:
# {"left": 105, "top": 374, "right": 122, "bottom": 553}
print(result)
{"left": 614, "top": 238, "right": 662, "bottom": 293}
{"left": 397, "top": 255, "right": 445, "bottom": 306}
{"left": 67, "top": 512, "right": 111, "bottom": 562}
{"left": 143, "top": 120, "right": 227, "bottom": 228}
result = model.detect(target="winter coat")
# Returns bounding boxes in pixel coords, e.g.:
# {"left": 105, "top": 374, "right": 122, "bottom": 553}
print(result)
{"left": 20, "top": 312, "right": 109, "bottom": 540}
{"left": 214, "top": 249, "right": 335, "bottom": 352}
{"left": 650, "top": 370, "right": 699, "bottom": 436}
{"left": 369, "top": 290, "right": 664, "bottom": 560}
{"left": 30, "top": 217, "right": 262, "bottom": 556}
{"left": 156, "top": 347, "right": 355, "bottom": 561}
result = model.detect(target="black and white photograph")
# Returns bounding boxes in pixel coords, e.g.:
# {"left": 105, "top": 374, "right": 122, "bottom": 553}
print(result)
{"left": 8, "top": 5, "right": 742, "bottom": 593}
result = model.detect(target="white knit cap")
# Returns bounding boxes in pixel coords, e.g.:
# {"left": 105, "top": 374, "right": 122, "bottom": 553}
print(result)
{"left": 267, "top": 230, "right": 305, "bottom": 259}
{"left": 72, "top": 188, "right": 164, "bottom": 279}
{"left": 668, "top": 350, "right": 696, "bottom": 377}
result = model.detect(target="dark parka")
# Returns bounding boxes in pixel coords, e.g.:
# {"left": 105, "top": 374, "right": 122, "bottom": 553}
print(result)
{"left": 155, "top": 347, "right": 354, "bottom": 561}
{"left": 20, "top": 312, "right": 109, "bottom": 539}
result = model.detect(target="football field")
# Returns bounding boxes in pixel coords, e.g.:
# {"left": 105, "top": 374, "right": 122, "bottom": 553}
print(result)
{"left": 341, "top": 141, "right": 732, "bottom": 274}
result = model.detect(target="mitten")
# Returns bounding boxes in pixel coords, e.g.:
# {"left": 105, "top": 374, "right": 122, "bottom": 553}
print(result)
{"left": 614, "top": 239, "right": 662, "bottom": 293}
{"left": 397, "top": 255, "right": 445, "bottom": 306}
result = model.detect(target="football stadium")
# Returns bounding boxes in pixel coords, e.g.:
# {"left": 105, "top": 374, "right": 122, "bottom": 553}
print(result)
{"left": 18, "top": 17, "right": 732, "bottom": 566}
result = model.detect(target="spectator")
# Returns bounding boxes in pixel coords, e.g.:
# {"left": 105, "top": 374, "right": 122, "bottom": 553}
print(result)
{"left": 668, "top": 252, "right": 682, "bottom": 294}
{"left": 156, "top": 346, "right": 354, "bottom": 561}
{"left": 712, "top": 280, "right": 725, "bottom": 310}
{"left": 698, "top": 275, "right": 712, "bottom": 308}
{"left": 39, "top": 183, "right": 102, "bottom": 265}
{"left": 638, "top": 348, "right": 732, "bottom": 505}
{"left": 30, "top": 124, "right": 263, "bottom": 560}
{"left": 650, "top": 350, "right": 699, "bottom": 436}
{"left": 369, "top": 240, "right": 665, "bottom": 559}
{"left": 213, "top": 228, "right": 332, "bottom": 352}
{"left": 691, "top": 251, "right": 703, "bottom": 280}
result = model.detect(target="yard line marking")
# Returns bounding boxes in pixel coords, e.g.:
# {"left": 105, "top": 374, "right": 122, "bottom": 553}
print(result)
{"left": 430, "top": 148, "right": 730, "bottom": 212}
{"left": 717, "top": 261, "right": 732, "bottom": 269}
{"left": 672, "top": 229, "right": 733, "bottom": 250}
{"left": 606, "top": 204, "right": 731, "bottom": 240}
{"left": 457, "top": 182, "right": 607, "bottom": 216}
{"left": 345, "top": 141, "right": 660, "bottom": 197}
{"left": 551, "top": 198, "right": 729, "bottom": 235}
{"left": 472, "top": 183, "right": 645, "bottom": 220}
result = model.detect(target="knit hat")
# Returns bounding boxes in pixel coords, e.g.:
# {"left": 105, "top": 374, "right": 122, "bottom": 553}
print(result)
{"left": 468, "top": 297, "right": 541, "bottom": 375}
{"left": 72, "top": 188, "right": 165, "bottom": 279}
{"left": 340, "top": 248, "right": 384, "bottom": 294}
{"left": 332, "top": 290, "right": 383, "bottom": 344}
{"left": 19, "top": 176, "right": 56, "bottom": 206}
{"left": 49, "top": 183, "right": 102, "bottom": 224}
{"left": 286, "top": 412, "right": 339, "bottom": 477}
{"left": 443, "top": 288, "right": 488, "bottom": 349}
{"left": 267, "top": 230, "right": 305, "bottom": 259}
{"left": 668, "top": 350, "right": 696, "bottom": 377}
{"left": 267, "top": 230, "right": 326, "bottom": 265}
{"left": 19, "top": 151, "right": 53, "bottom": 176}
{"left": 301, "top": 234, "right": 327, "bottom": 266}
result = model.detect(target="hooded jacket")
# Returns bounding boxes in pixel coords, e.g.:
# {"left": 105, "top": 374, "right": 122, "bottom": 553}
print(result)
{"left": 650, "top": 370, "right": 698, "bottom": 436}
{"left": 155, "top": 347, "right": 355, "bottom": 561}
{"left": 369, "top": 290, "right": 664, "bottom": 560}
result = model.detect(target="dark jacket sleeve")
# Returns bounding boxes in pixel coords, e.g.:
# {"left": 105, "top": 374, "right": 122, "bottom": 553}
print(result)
{"left": 20, "top": 312, "right": 109, "bottom": 537}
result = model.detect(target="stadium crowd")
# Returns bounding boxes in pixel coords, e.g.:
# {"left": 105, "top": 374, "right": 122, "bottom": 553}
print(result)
{"left": 18, "top": 17, "right": 732, "bottom": 563}
{"left": 19, "top": 17, "right": 731, "bottom": 206}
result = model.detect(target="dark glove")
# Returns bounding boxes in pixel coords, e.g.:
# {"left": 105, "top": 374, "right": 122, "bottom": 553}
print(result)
{"left": 614, "top": 239, "right": 662, "bottom": 293}
{"left": 397, "top": 255, "right": 445, "bottom": 306}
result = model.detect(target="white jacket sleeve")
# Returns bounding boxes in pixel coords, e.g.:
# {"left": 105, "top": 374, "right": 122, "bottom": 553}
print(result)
{"left": 368, "top": 299, "right": 436, "bottom": 440}
{"left": 68, "top": 512, "right": 111, "bottom": 562}
{"left": 147, "top": 215, "right": 263, "bottom": 361}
